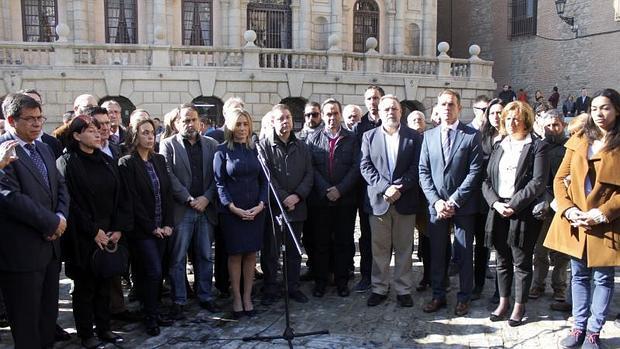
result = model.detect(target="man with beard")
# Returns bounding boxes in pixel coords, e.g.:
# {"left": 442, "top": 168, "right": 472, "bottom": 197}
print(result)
{"left": 296, "top": 102, "right": 323, "bottom": 142}
{"left": 159, "top": 103, "right": 220, "bottom": 319}
{"left": 360, "top": 95, "right": 422, "bottom": 307}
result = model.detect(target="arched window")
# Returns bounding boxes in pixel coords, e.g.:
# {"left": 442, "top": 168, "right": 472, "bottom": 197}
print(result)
{"left": 353, "top": 0, "right": 379, "bottom": 53}
{"left": 182, "top": 0, "right": 213, "bottom": 46}
{"left": 105, "top": 0, "right": 138, "bottom": 44}
{"left": 192, "top": 96, "right": 224, "bottom": 127}
{"left": 312, "top": 16, "right": 329, "bottom": 50}
{"left": 280, "top": 97, "right": 308, "bottom": 131}
{"left": 21, "top": 0, "right": 58, "bottom": 42}
{"left": 247, "top": 0, "right": 292, "bottom": 48}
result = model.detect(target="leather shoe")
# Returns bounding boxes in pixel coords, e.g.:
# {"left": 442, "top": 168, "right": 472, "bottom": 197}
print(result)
{"left": 157, "top": 314, "right": 174, "bottom": 327}
{"left": 367, "top": 293, "right": 388, "bottom": 306}
{"left": 416, "top": 280, "right": 430, "bottom": 292}
{"left": 144, "top": 316, "right": 160, "bottom": 337}
{"left": 81, "top": 336, "right": 105, "bottom": 349}
{"left": 98, "top": 330, "right": 124, "bottom": 344}
{"left": 337, "top": 285, "right": 350, "bottom": 297}
{"left": 289, "top": 290, "right": 309, "bottom": 303}
{"left": 489, "top": 312, "right": 507, "bottom": 322}
{"left": 199, "top": 300, "right": 222, "bottom": 313}
{"left": 423, "top": 299, "right": 447, "bottom": 313}
{"left": 54, "top": 324, "right": 71, "bottom": 341}
{"left": 508, "top": 309, "right": 526, "bottom": 327}
{"left": 397, "top": 294, "right": 414, "bottom": 307}
{"left": 313, "top": 284, "right": 326, "bottom": 298}
{"left": 454, "top": 302, "right": 469, "bottom": 316}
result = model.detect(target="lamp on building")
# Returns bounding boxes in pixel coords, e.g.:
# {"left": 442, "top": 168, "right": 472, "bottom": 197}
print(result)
{"left": 554, "top": 0, "right": 578, "bottom": 37}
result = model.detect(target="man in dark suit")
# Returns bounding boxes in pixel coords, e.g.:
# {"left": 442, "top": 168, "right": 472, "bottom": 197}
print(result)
{"left": 159, "top": 103, "right": 220, "bottom": 319}
{"left": 360, "top": 95, "right": 422, "bottom": 307}
{"left": 18, "top": 89, "right": 63, "bottom": 159}
{"left": 419, "top": 89, "right": 483, "bottom": 316}
{"left": 101, "top": 100, "right": 126, "bottom": 145}
{"left": 88, "top": 106, "right": 121, "bottom": 160}
{"left": 0, "top": 93, "right": 70, "bottom": 348}
{"left": 573, "top": 88, "right": 591, "bottom": 115}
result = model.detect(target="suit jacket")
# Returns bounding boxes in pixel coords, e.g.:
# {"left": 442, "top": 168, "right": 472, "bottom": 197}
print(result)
{"left": 159, "top": 133, "right": 219, "bottom": 225}
{"left": 419, "top": 121, "right": 483, "bottom": 216}
{"left": 482, "top": 135, "right": 549, "bottom": 248}
{"left": 360, "top": 125, "right": 422, "bottom": 216}
{"left": 0, "top": 133, "right": 69, "bottom": 272}
{"left": 118, "top": 153, "right": 174, "bottom": 240}
{"left": 41, "top": 132, "right": 63, "bottom": 159}
{"left": 544, "top": 134, "right": 620, "bottom": 267}
{"left": 573, "top": 96, "right": 591, "bottom": 115}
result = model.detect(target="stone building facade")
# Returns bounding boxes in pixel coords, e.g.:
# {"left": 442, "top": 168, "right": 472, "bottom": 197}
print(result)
{"left": 0, "top": 0, "right": 495, "bottom": 130}
{"left": 438, "top": 0, "right": 620, "bottom": 100}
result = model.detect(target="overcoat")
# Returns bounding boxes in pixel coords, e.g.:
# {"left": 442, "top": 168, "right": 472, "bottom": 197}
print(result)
{"left": 544, "top": 134, "right": 620, "bottom": 267}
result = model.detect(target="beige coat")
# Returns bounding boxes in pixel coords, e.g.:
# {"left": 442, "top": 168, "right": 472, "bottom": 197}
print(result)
{"left": 544, "top": 134, "right": 620, "bottom": 267}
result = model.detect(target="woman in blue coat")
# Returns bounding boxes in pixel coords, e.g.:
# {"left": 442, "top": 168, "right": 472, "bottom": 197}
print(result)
{"left": 214, "top": 108, "right": 267, "bottom": 318}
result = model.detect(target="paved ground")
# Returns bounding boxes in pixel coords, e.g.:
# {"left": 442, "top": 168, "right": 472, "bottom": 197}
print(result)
{"left": 2, "top": 237, "right": 620, "bottom": 348}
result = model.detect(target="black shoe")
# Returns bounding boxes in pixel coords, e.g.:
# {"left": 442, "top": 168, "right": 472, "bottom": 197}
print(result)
{"left": 168, "top": 303, "right": 186, "bottom": 320}
{"left": 471, "top": 286, "right": 482, "bottom": 301}
{"left": 200, "top": 300, "right": 222, "bottom": 313}
{"left": 367, "top": 293, "right": 387, "bottom": 306}
{"left": 81, "top": 336, "right": 105, "bottom": 349}
{"left": 110, "top": 309, "right": 142, "bottom": 323}
{"left": 97, "top": 330, "right": 124, "bottom": 344}
{"left": 353, "top": 278, "right": 371, "bottom": 293}
{"left": 289, "top": 290, "right": 309, "bottom": 303}
{"left": 54, "top": 324, "right": 71, "bottom": 341}
{"left": 508, "top": 309, "right": 526, "bottom": 327}
{"left": 261, "top": 293, "right": 279, "bottom": 306}
{"left": 157, "top": 314, "right": 174, "bottom": 327}
{"left": 615, "top": 313, "right": 620, "bottom": 328}
{"left": 415, "top": 280, "right": 430, "bottom": 292}
{"left": 337, "top": 285, "right": 350, "bottom": 297}
{"left": 396, "top": 294, "right": 413, "bottom": 307}
{"left": 299, "top": 270, "right": 314, "bottom": 282}
{"left": 144, "top": 316, "right": 161, "bottom": 337}
{"left": 244, "top": 309, "right": 257, "bottom": 317}
{"left": 313, "top": 283, "right": 326, "bottom": 298}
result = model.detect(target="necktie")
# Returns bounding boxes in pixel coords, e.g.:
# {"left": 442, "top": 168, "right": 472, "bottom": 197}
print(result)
{"left": 442, "top": 128, "right": 451, "bottom": 161}
{"left": 110, "top": 134, "right": 120, "bottom": 145}
{"left": 23, "top": 143, "right": 50, "bottom": 189}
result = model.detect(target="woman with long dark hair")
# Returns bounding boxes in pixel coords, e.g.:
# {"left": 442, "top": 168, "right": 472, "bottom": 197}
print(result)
{"left": 57, "top": 116, "right": 129, "bottom": 349}
{"left": 482, "top": 101, "right": 549, "bottom": 327}
{"left": 545, "top": 88, "right": 620, "bottom": 349}
{"left": 118, "top": 118, "right": 174, "bottom": 336}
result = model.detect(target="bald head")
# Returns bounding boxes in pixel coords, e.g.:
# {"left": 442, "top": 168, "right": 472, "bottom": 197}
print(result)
{"left": 73, "top": 94, "right": 97, "bottom": 115}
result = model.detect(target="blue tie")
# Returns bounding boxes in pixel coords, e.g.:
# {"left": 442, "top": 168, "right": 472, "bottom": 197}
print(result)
{"left": 23, "top": 143, "right": 50, "bottom": 189}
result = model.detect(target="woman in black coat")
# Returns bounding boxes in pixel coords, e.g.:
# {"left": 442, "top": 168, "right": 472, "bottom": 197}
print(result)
{"left": 57, "top": 116, "right": 130, "bottom": 349}
{"left": 482, "top": 101, "right": 549, "bottom": 327}
{"left": 118, "top": 118, "right": 174, "bottom": 336}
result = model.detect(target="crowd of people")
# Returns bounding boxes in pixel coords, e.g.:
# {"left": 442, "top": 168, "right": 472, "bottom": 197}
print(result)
{"left": 0, "top": 85, "right": 618, "bottom": 349}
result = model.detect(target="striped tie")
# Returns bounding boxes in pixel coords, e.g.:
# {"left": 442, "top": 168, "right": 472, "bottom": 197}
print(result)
{"left": 23, "top": 143, "right": 50, "bottom": 189}
{"left": 442, "top": 128, "right": 451, "bottom": 161}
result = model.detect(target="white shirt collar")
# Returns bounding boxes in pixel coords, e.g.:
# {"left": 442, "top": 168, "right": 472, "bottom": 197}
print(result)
{"left": 442, "top": 120, "right": 460, "bottom": 132}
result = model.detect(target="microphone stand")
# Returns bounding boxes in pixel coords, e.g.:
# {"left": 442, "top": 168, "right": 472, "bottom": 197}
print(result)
{"left": 242, "top": 140, "right": 329, "bottom": 348}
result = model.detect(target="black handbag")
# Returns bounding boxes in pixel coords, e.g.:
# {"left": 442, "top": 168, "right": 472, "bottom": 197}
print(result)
{"left": 91, "top": 241, "right": 129, "bottom": 278}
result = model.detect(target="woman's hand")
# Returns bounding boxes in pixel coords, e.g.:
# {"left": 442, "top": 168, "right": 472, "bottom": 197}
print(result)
{"left": 152, "top": 228, "right": 164, "bottom": 239}
{"left": 229, "top": 203, "right": 251, "bottom": 220}
{"left": 162, "top": 226, "right": 173, "bottom": 237}
{"left": 94, "top": 229, "right": 109, "bottom": 250}
{"left": 493, "top": 202, "right": 514, "bottom": 218}
{"left": 246, "top": 202, "right": 265, "bottom": 219}
{"left": 108, "top": 231, "right": 122, "bottom": 244}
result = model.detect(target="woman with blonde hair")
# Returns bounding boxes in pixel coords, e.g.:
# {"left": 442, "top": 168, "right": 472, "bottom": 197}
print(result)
{"left": 213, "top": 108, "right": 267, "bottom": 318}
{"left": 160, "top": 108, "right": 180, "bottom": 141}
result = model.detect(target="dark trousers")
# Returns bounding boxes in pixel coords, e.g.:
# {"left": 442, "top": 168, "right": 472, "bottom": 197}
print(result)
{"left": 428, "top": 214, "right": 475, "bottom": 303}
{"left": 493, "top": 213, "right": 537, "bottom": 304}
{"left": 0, "top": 257, "right": 59, "bottom": 349}
{"left": 132, "top": 238, "right": 166, "bottom": 317}
{"left": 302, "top": 206, "right": 317, "bottom": 275}
{"left": 358, "top": 209, "right": 372, "bottom": 280}
{"left": 313, "top": 205, "right": 357, "bottom": 287}
{"left": 213, "top": 225, "right": 230, "bottom": 293}
{"left": 71, "top": 267, "right": 113, "bottom": 339}
{"left": 261, "top": 218, "right": 303, "bottom": 295}
{"left": 418, "top": 233, "right": 451, "bottom": 285}
{"left": 473, "top": 212, "right": 490, "bottom": 289}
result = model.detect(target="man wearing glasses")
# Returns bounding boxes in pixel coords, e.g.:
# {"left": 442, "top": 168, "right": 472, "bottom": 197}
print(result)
{"left": 18, "top": 89, "right": 63, "bottom": 159}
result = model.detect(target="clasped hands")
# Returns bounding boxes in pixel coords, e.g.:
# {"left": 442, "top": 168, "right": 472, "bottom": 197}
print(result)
{"left": 230, "top": 202, "right": 265, "bottom": 221}
{"left": 383, "top": 184, "right": 402, "bottom": 204}
{"left": 492, "top": 201, "right": 515, "bottom": 218}
{"left": 94, "top": 230, "right": 122, "bottom": 250}
{"left": 46, "top": 216, "right": 67, "bottom": 241}
{"left": 565, "top": 207, "right": 607, "bottom": 230}
{"left": 189, "top": 195, "right": 209, "bottom": 212}
{"left": 435, "top": 199, "right": 457, "bottom": 219}
{"left": 152, "top": 226, "right": 173, "bottom": 239}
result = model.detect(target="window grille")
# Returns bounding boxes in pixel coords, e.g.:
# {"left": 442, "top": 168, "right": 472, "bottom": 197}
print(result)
{"left": 247, "top": 0, "right": 292, "bottom": 48}
{"left": 508, "top": 0, "right": 537, "bottom": 38}
{"left": 353, "top": 0, "right": 379, "bottom": 52}
{"left": 22, "top": 0, "right": 58, "bottom": 42}
{"left": 183, "top": 0, "right": 213, "bottom": 46}
{"left": 105, "top": 0, "right": 138, "bottom": 44}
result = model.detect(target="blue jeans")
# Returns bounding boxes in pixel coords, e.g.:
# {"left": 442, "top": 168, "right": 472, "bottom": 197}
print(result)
{"left": 169, "top": 209, "right": 214, "bottom": 304}
{"left": 571, "top": 257, "right": 615, "bottom": 333}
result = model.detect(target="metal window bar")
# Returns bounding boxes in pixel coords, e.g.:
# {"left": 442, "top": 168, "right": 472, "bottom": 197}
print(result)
{"left": 508, "top": 0, "right": 537, "bottom": 38}
{"left": 22, "top": 0, "right": 58, "bottom": 42}
{"left": 105, "top": 0, "right": 138, "bottom": 44}
{"left": 182, "top": 0, "right": 213, "bottom": 46}
{"left": 353, "top": 0, "right": 379, "bottom": 53}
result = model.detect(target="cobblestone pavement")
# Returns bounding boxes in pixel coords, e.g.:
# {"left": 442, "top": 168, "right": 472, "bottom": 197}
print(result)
{"left": 1, "top": 247, "right": 620, "bottom": 348}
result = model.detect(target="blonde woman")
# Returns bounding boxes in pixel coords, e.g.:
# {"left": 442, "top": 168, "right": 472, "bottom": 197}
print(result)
{"left": 213, "top": 108, "right": 267, "bottom": 318}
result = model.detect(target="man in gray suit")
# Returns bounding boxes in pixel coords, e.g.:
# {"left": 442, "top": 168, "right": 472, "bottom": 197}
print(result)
{"left": 419, "top": 89, "right": 483, "bottom": 316}
{"left": 0, "top": 93, "right": 69, "bottom": 348}
{"left": 159, "top": 103, "right": 220, "bottom": 319}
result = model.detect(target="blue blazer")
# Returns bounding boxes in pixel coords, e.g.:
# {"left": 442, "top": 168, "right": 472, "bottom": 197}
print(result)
{"left": 419, "top": 121, "right": 483, "bottom": 216}
{"left": 360, "top": 125, "right": 422, "bottom": 216}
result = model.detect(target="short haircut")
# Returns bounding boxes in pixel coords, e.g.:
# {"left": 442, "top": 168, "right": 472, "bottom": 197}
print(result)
{"left": 83, "top": 106, "right": 109, "bottom": 118}
{"left": 500, "top": 101, "right": 535, "bottom": 135}
{"left": 379, "top": 94, "right": 400, "bottom": 108}
{"left": 1, "top": 93, "right": 41, "bottom": 120}
{"left": 321, "top": 98, "right": 342, "bottom": 114}
{"left": 366, "top": 85, "right": 385, "bottom": 96}
{"left": 539, "top": 109, "right": 564, "bottom": 123}
{"left": 178, "top": 103, "right": 198, "bottom": 114}
{"left": 101, "top": 99, "right": 121, "bottom": 109}
{"left": 304, "top": 101, "right": 320, "bottom": 110}
{"left": 342, "top": 104, "right": 363, "bottom": 115}
{"left": 223, "top": 97, "right": 245, "bottom": 112}
{"left": 474, "top": 95, "right": 490, "bottom": 104}
{"left": 272, "top": 104, "right": 291, "bottom": 114}
{"left": 438, "top": 89, "right": 461, "bottom": 106}
{"left": 18, "top": 88, "right": 42, "bottom": 101}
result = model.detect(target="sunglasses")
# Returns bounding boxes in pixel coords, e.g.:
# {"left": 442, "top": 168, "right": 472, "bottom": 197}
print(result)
{"left": 473, "top": 107, "right": 487, "bottom": 112}
{"left": 304, "top": 112, "right": 320, "bottom": 118}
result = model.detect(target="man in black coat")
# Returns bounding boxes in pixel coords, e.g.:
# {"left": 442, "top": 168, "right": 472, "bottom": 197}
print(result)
{"left": 0, "top": 93, "right": 70, "bottom": 348}
{"left": 18, "top": 89, "right": 63, "bottom": 159}
{"left": 573, "top": 88, "right": 591, "bottom": 115}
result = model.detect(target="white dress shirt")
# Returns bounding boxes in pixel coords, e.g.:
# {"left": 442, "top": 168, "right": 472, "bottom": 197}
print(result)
{"left": 381, "top": 126, "right": 400, "bottom": 179}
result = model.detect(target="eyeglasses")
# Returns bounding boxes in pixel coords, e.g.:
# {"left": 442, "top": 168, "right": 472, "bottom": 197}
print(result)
{"left": 473, "top": 107, "right": 487, "bottom": 112}
{"left": 19, "top": 115, "right": 47, "bottom": 124}
{"left": 304, "top": 112, "right": 320, "bottom": 118}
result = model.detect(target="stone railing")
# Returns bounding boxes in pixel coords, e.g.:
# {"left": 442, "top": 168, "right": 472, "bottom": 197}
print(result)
{"left": 0, "top": 31, "right": 493, "bottom": 81}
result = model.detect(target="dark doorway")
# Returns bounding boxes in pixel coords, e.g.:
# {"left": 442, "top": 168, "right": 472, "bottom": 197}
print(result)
{"left": 400, "top": 100, "right": 426, "bottom": 117}
{"left": 99, "top": 95, "right": 135, "bottom": 126}
{"left": 280, "top": 97, "right": 307, "bottom": 131}
{"left": 192, "top": 95, "right": 224, "bottom": 127}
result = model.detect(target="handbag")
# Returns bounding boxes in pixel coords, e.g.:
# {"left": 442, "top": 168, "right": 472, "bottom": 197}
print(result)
{"left": 532, "top": 190, "right": 553, "bottom": 221}
{"left": 91, "top": 241, "right": 129, "bottom": 278}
